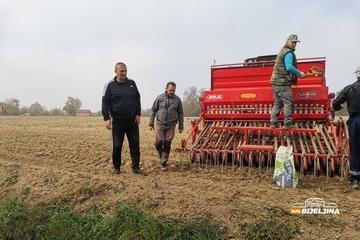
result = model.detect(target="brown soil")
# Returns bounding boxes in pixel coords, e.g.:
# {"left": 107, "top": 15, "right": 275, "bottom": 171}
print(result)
{"left": 0, "top": 116, "right": 359, "bottom": 240}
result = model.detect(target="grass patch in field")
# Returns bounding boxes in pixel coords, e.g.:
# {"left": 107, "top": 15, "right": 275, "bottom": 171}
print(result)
{"left": 239, "top": 208, "right": 302, "bottom": 240}
{"left": 0, "top": 197, "right": 52, "bottom": 239}
{"left": 239, "top": 218, "right": 301, "bottom": 240}
{"left": 113, "top": 180, "right": 127, "bottom": 193}
{"left": 0, "top": 197, "right": 223, "bottom": 240}
{"left": 175, "top": 219, "right": 223, "bottom": 240}
{"left": 145, "top": 200, "right": 159, "bottom": 211}
{"left": 5, "top": 174, "right": 18, "bottom": 186}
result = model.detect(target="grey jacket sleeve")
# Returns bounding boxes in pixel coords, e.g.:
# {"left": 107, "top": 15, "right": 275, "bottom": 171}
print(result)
{"left": 149, "top": 97, "right": 159, "bottom": 127}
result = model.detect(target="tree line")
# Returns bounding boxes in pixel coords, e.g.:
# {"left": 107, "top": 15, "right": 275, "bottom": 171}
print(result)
{"left": 1, "top": 87, "right": 349, "bottom": 117}
{"left": 1, "top": 86, "right": 205, "bottom": 117}
{"left": 1, "top": 97, "right": 83, "bottom": 116}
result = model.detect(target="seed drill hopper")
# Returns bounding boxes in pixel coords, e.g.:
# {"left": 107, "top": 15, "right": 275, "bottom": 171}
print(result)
{"left": 178, "top": 56, "right": 349, "bottom": 177}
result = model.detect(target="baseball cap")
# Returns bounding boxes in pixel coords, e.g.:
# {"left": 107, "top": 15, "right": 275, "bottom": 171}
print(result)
{"left": 288, "top": 34, "right": 300, "bottom": 43}
{"left": 355, "top": 65, "right": 360, "bottom": 78}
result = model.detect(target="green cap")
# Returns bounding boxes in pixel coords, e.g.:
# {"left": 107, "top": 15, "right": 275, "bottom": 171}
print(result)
{"left": 287, "top": 34, "right": 300, "bottom": 43}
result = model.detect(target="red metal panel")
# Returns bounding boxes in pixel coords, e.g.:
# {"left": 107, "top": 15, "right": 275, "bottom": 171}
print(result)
{"left": 210, "top": 57, "right": 325, "bottom": 90}
{"left": 211, "top": 126, "right": 317, "bottom": 133}
{"left": 204, "top": 57, "right": 330, "bottom": 122}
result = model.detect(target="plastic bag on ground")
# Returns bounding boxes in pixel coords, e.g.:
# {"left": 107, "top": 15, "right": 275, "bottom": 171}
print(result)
{"left": 273, "top": 145, "right": 298, "bottom": 188}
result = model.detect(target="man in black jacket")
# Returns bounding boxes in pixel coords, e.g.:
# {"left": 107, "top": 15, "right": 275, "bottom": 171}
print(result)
{"left": 149, "top": 82, "right": 184, "bottom": 171}
{"left": 332, "top": 65, "right": 360, "bottom": 189}
{"left": 102, "top": 62, "right": 146, "bottom": 175}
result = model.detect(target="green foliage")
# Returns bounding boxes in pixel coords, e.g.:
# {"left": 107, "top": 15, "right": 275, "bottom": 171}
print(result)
{"left": 62, "top": 96, "right": 82, "bottom": 116}
{"left": 103, "top": 202, "right": 172, "bottom": 240}
{"left": 145, "top": 201, "right": 159, "bottom": 211}
{"left": 182, "top": 86, "right": 205, "bottom": 117}
{"left": 4, "top": 98, "right": 20, "bottom": 116}
{"left": 175, "top": 219, "right": 223, "bottom": 240}
{"left": 0, "top": 198, "right": 223, "bottom": 240}
{"left": 49, "top": 108, "right": 65, "bottom": 116}
{"left": 42, "top": 108, "right": 51, "bottom": 116}
{"left": 29, "top": 102, "right": 44, "bottom": 116}
{"left": 0, "top": 198, "right": 52, "bottom": 239}
{"left": 5, "top": 174, "right": 18, "bottom": 186}
{"left": 19, "top": 106, "right": 30, "bottom": 115}
{"left": 2, "top": 101, "right": 63, "bottom": 116}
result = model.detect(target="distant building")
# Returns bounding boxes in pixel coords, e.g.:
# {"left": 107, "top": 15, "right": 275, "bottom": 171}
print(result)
{"left": 0, "top": 102, "right": 6, "bottom": 116}
{"left": 76, "top": 109, "right": 91, "bottom": 117}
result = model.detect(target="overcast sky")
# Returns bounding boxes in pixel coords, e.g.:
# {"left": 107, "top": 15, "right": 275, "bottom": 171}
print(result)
{"left": 1, "top": 0, "right": 360, "bottom": 112}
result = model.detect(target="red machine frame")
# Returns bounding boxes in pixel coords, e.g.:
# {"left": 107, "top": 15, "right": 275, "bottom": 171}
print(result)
{"left": 178, "top": 57, "right": 349, "bottom": 177}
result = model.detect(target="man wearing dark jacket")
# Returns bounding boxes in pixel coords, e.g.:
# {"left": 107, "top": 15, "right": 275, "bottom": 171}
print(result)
{"left": 332, "top": 65, "right": 360, "bottom": 189}
{"left": 149, "top": 82, "right": 184, "bottom": 171}
{"left": 102, "top": 62, "right": 146, "bottom": 175}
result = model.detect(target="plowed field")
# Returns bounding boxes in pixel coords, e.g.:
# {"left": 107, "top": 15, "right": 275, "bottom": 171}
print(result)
{"left": 0, "top": 116, "right": 359, "bottom": 239}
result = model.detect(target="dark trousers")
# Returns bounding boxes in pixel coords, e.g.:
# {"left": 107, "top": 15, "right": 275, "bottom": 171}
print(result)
{"left": 112, "top": 118, "right": 140, "bottom": 170}
{"left": 347, "top": 115, "right": 360, "bottom": 181}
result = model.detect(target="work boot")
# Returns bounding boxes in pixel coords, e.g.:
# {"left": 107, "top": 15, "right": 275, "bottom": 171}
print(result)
{"left": 161, "top": 162, "right": 168, "bottom": 171}
{"left": 161, "top": 151, "right": 169, "bottom": 163}
{"left": 157, "top": 150, "right": 162, "bottom": 164}
{"left": 283, "top": 123, "right": 292, "bottom": 130}
{"left": 350, "top": 180, "right": 360, "bottom": 189}
{"left": 132, "top": 168, "right": 147, "bottom": 175}
{"left": 112, "top": 168, "right": 120, "bottom": 175}
{"left": 160, "top": 152, "right": 169, "bottom": 171}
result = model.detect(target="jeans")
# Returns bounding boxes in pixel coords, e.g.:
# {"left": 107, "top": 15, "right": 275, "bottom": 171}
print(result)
{"left": 270, "top": 84, "right": 294, "bottom": 125}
